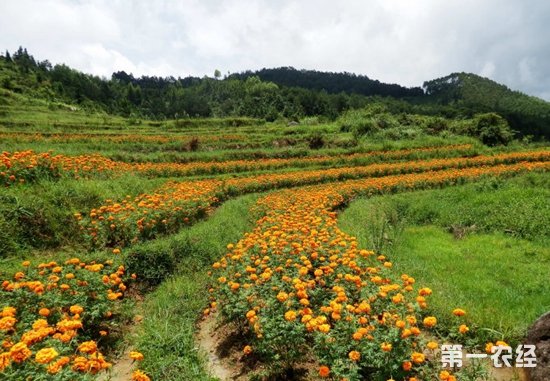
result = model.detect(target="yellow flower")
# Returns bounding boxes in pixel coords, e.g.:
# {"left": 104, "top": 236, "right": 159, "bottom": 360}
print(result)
{"left": 129, "top": 351, "right": 144, "bottom": 361}
{"left": 427, "top": 341, "right": 438, "bottom": 350}
{"left": 276, "top": 291, "right": 289, "bottom": 302}
{"left": 284, "top": 310, "right": 297, "bottom": 321}
{"left": 423, "top": 316, "right": 437, "bottom": 328}
{"left": 35, "top": 347, "right": 59, "bottom": 364}
{"left": 243, "top": 345, "right": 252, "bottom": 355}
{"left": 459, "top": 324, "right": 469, "bottom": 334}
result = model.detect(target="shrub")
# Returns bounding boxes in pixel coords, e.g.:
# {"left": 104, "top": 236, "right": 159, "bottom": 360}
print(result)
{"left": 124, "top": 241, "right": 177, "bottom": 288}
{"left": 308, "top": 133, "right": 325, "bottom": 149}
{"left": 187, "top": 136, "right": 200, "bottom": 151}
{"left": 474, "top": 113, "right": 514, "bottom": 146}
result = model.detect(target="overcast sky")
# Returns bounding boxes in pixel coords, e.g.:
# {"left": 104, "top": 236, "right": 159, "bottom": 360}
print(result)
{"left": 1, "top": 0, "right": 549, "bottom": 100}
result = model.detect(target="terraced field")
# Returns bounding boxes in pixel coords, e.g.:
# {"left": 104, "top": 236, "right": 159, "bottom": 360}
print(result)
{"left": 0, "top": 111, "right": 548, "bottom": 381}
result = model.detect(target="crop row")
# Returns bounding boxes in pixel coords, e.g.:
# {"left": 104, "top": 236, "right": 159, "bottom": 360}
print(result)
{"left": 0, "top": 258, "right": 150, "bottom": 380}
{"left": 79, "top": 150, "right": 550, "bottom": 248}
{"left": 208, "top": 160, "right": 549, "bottom": 381}
{"left": 0, "top": 144, "right": 474, "bottom": 186}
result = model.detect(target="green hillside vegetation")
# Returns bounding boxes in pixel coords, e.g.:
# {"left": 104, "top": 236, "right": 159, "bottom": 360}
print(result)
{"left": 423, "top": 72, "right": 550, "bottom": 139}
{"left": 1, "top": 47, "right": 549, "bottom": 143}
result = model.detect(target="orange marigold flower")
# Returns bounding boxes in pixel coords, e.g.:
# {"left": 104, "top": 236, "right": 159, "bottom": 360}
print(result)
{"left": 9, "top": 342, "right": 31, "bottom": 363}
{"left": 0, "top": 316, "right": 16, "bottom": 331}
{"left": 284, "top": 310, "right": 297, "bottom": 321}
{"left": 129, "top": 351, "right": 144, "bottom": 361}
{"left": 276, "top": 291, "right": 289, "bottom": 302}
{"left": 0, "top": 352, "right": 11, "bottom": 371}
{"left": 319, "top": 365, "right": 330, "bottom": 377}
{"left": 459, "top": 324, "right": 469, "bottom": 334}
{"left": 418, "top": 287, "right": 432, "bottom": 296}
{"left": 243, "top": 345, "right": 252, "bottom": 355}
{"left": 423, "top": 316, "right": 437, "bottom": 328}
{"left": 411, "top": 352, "right": 425, "bottom": 364}
{"left": 427, "top": 341, "right": 439, "bottom": 350}
{"left": 70, "top": 305, "right": 84, "bottom": 315}
{"left": 132, "top": 369, "right": 151, "bottom": 381}
{"left": 1, "top": 307, "right": 16, "bottom": 317}
{"left": 452, "top": 308, "right": 466, "bottom": 317}
{"left": 39, "top": 308, "right": 50, "bottom": 317}
{"left": 402, "top": 360, "right": 412, "bottom": 371}
{"left": 77, "top": 340, "right": 97, "bottom": 354}
{"left": 381, "top": 342, "right": 392, "bottom": 352}
{"left": 348, "top": 350, "right": 361, "bottom": 362}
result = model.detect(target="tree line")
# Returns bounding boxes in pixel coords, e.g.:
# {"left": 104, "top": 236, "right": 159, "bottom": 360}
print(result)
{"left": 1, "top": 47, "right": 548, "bottom": 139}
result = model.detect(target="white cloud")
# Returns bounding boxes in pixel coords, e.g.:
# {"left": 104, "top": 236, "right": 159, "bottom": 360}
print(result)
{"left": 1, "top": 0, "right": 549, "bottom": 100}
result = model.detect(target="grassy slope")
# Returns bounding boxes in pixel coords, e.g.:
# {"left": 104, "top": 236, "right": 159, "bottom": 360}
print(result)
{"left": 133, "top": 194, "right": 258, "bottom": 380}
{"left": 338, "top": 173, "right": 550, "bottom": 344}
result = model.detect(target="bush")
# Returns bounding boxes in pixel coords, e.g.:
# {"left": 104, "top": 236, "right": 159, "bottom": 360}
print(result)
{"left": 308, "top": 133, "right": 325, "bottom": 149}
{"left": 475, "top": 113, "right": 514, "bottom": 146}
{"left": 187, "top": 136, "right": 200, "bottom": 151}
{"left": 124, "top": 241, "right": 177, "bottom": 288}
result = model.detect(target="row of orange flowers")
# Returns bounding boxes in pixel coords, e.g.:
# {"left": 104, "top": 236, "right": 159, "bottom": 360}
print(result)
{"left": 0, "top": 258, "right": 151, "bottom": 380}
{"left": 79, "top": 150, "right": 550, "bottom": 248}
{"left": 208, "top": 160, "right": 549, "bottom": 380}
{"left": 0, "top": 144, "right": 474, "bottom": 186}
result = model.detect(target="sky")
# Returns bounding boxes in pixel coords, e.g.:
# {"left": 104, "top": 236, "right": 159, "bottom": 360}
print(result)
{"left": 1, "top": 0, "right": 550, "bottom": 100}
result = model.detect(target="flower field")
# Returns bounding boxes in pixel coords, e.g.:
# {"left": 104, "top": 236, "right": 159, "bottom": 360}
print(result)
{"left": 208, "top": 161, "right": 548, "bottom": 381}
{"left": 1, "top": 116, "right": 549, "bottom": 381}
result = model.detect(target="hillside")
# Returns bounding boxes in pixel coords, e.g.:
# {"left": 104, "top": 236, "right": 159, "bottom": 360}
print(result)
{"left": 1, "top": 48, "right": 549, "bottom": 139}
{"left": 423, "top": 73, "right": 550, "bottom": 138}
{"left": 228, "top": 67, "right": 424, "bottom": 98}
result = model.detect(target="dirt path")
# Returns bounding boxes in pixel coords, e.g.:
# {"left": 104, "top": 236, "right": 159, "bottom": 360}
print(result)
{"left": 98, "top": 313, "right": 144, "bottom": 381}
{"left": 196, "top": 313, "right": 244, "bottom": 381}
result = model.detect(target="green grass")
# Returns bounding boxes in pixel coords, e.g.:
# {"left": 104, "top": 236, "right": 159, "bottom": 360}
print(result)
{"left": 338, "top": 173, "right": 550, "bottom": 345}
{"left": 394, "top": 226, "right": 549, "bottom": 339}
{"left": 0, "top": 174, "right": 167, "bottom": 257}
{"left": 132, "top": 194, "right": 258, "bottom": 380}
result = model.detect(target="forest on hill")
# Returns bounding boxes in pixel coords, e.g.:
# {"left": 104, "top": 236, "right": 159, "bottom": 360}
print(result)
{"left": 1, "top": 47, "right": 549, "bottom": 139}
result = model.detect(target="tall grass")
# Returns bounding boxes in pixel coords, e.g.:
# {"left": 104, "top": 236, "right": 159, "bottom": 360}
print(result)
{"left": 339, "top": 173, "right": 550, "bottom": 345}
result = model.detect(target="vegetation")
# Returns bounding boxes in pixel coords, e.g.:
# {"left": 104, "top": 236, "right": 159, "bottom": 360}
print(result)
{"left": 339, "top": 174, "right": 550, "bottom": 345}
{"left": 2, "top": 48, "right": 550, "bottom": 140}
{"left": 0, "top": 47, "right": 549, "bottom": 381}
